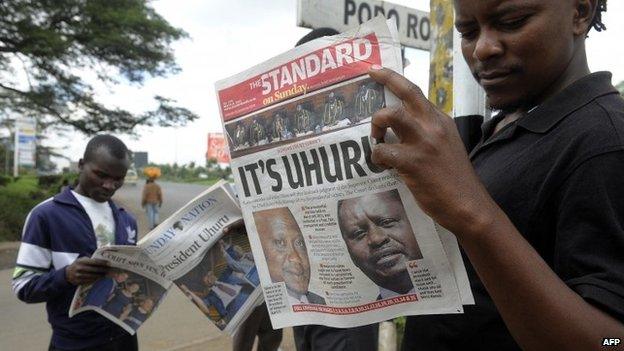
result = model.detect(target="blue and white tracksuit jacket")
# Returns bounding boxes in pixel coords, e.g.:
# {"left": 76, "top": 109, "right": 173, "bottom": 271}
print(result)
{"left": 11, "top": 187, "right": 137, "bottom": 350}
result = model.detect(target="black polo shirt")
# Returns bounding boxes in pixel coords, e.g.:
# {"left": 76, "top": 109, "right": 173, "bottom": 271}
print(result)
{"left": 402, "top": 72, "right": 624, "bottom": 351}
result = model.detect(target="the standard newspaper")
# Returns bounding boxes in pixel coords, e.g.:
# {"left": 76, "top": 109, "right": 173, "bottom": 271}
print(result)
{"left": 70, "top": 181, "right": 262, "bottom": 335}
{"left": 215, "top": 17, "right": 473, "bottom": 329}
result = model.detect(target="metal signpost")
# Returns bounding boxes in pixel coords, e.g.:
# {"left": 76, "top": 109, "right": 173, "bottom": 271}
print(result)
{"left": 13, "top": 118, "right": 37, "bottom": 176}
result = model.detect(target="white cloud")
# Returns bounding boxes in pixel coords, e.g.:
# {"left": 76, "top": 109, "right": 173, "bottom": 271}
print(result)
{"left": 49, "top": 0, "right": 624, "bottom": 168}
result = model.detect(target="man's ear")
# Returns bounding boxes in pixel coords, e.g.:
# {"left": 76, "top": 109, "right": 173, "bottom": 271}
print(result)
{"left": 573, "top": 0, "right": 597, "bottom": 36}
{"left": 78, "top": 158, "right": 85, "bottom": 170}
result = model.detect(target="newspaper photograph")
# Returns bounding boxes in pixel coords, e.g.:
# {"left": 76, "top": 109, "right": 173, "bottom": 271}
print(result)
{"left": 215, "top": 17, "right": 471, "bottom": 329}
{"left": 69, "top": 246, "right": 170, "bottom": 334}
{"left": 139, "top": 180, "right": 262, "bottom": 334}
{"left": 70, "top": 181, "right": 262, "bottom": 335}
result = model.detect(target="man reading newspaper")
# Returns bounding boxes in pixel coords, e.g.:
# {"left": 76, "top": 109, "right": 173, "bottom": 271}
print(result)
{"left": 12, "top": 135, "right": 139, "bottom": 350}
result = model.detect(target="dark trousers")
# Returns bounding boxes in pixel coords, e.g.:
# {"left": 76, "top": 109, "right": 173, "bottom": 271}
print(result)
{"left": 49, "top": 333, "right": 138, "bottom": 351}
{"left": 294, "top": 323, "right": 379, "bottom": 351}
{"left": 233, "top": 303, "right": 283, "bottom": 351}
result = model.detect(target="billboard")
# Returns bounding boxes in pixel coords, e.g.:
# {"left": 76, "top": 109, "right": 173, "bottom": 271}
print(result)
{"left": 15, "top": 118, "right": 36, "bottom": 168}
{"left": 132, "top": 151, "right": 149, "bottom": 169}
{"left": 206, "top": 133, "right": 231, "bottom": 164}
{"left": 297, "top": 0, "right": 430, "bottom": 50}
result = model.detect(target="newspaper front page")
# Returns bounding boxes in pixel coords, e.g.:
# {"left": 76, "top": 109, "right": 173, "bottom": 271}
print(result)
{"left": 70, "top": 181, "right": 261, "bottom": 335}
{"left": 139, "top": 181, "right": 261, "bottom": 334}
{"left": 215, "top": 17, "right": 470, "bottom": 329}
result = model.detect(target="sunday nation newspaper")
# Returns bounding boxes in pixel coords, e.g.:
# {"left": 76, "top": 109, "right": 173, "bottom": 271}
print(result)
{"left": 215, "top": 17, "right": 472, "bottom": 329}
{"left": 70, "top": 181, "right": 262, "bottom": 335}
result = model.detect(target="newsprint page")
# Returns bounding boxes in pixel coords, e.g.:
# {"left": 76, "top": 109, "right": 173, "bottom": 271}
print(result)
{"left": 215, "top": 17, "right": 474, "bottom": 329}
{"left": 70, "top": 181, "right": 262, "bottom": 335}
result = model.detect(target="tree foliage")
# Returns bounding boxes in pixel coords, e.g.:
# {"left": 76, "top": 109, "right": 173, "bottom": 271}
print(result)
{"left": 0, "top": 0, "right": 198, "bottom": 134}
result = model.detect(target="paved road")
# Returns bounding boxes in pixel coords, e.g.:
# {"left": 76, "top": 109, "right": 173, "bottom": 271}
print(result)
{"left": 114, "top": 181, "right": 212, "bottom": 237}
{"left": 0, "top": 181, "right": 295, "bottom": 351}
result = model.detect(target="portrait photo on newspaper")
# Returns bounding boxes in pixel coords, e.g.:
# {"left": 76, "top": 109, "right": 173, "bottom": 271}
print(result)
{"left": 337, "top": 189, "right": 423, "bottom": 300}
{"left": 253, "top": 207, "right": 327, "bottom": 306}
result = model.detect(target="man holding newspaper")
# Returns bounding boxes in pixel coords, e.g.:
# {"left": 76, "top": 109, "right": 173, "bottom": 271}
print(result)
{"left": 217, "top": 2, "right": 624, "bottom": 349}
{"left": 12, "top": 135, "right": 139, "bottom": 350}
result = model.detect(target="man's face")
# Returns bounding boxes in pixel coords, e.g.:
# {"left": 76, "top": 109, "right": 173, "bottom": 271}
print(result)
{"left": 77, "top": 147, "right": 129, "bottom": 202}
{"left": 114, "top": 272, "right": 129, "bottom": 283}
{"left": 141, "top": 299, "right": 154, "bottom": 312}
{"left": 254, "top": 208, "right": 310, "bottom": 297}
{"left": 455, "top": 0, "right": 581, "bottom": 110}
{"left": 128, "top": 283, "right": 140, "bottom": 294}
{"left": 338, "top": 191, "right": 422, "bottom": 289}
{"left": 203, "top": 271, "right": 216, "bottom": 287}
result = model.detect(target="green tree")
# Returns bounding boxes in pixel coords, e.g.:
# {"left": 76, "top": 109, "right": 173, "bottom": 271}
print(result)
{"left": 0, "top": 0, "right": 198, "bottom": 134}
{"left": 616, "top": 81, "right": 624, "bottom": 96}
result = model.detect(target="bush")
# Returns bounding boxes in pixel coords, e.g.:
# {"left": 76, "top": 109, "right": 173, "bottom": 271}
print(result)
{"left": 38, "top": 173, "right": 79, "bottom": 194}
{"left": 0, "top": 176, "right": 50, "bottom": 242}
{"left": 0, "top": 175, "right": 11, "bottom": 187}
{"left": 38, "top": 174, "right": 62, "bottom": 189}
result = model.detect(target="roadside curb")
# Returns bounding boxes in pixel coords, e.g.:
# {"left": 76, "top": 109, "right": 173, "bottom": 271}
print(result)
{"left": 0, "top": 241, "right": 19, "bottom": 270}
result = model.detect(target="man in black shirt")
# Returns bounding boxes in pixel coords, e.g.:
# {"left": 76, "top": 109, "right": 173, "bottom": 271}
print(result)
{"left": 368, "top": 0, "right": 624, "bottom": 350}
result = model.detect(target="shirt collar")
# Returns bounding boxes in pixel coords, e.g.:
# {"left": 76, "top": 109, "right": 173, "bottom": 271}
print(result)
{"left": 516, "top": 71, "right": 618, "bottom": 134}
{"left": 54, "top": 186, "right": 121, "bottom": 213}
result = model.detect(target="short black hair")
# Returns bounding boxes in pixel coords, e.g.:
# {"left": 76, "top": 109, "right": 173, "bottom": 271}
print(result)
{"left": 83, "top": 134, "right": 129, "bottom": 163}
{"left": 590, "top": 0, "right": 607, "bottom": 32}
{"left": 296, "top": 27, "right": 339, "bottom": 47}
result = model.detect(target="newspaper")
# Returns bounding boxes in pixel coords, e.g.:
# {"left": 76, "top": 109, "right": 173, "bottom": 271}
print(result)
{"left": 215, "top": 17, "right": 472, "bottom": 329}
{"left": 70, "top": 181, "right": 262, "bottom": 335}
{"left": 69, "top": 246, "right": 171, "bottom": 334}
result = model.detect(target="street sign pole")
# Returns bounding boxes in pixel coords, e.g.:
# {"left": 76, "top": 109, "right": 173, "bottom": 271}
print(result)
{"left": 428, "top": 0, "right": 453, "bottom": 113}
{"left": 13, "top": 124, "right": 19, "bottom": 177}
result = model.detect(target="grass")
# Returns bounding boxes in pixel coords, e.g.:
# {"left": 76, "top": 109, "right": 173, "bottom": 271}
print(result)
{"left": 3, "top": 176, "right": 39, "bottom": 194}
{"left": 0, "top": 176, "right": 51, "bottom": 242}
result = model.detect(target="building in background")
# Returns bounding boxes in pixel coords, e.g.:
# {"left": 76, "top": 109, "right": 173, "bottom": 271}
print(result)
{"left": 132, "top": 151, "right": 149, "bottom": 169}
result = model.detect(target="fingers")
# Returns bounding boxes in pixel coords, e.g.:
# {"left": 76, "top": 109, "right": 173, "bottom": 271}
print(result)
{"left": 78, "top": 264, "right": 109, "bottom": 274}
{"left": 371, "top": 142, "right": 412, "bottom": 171}
{"left": 369, "top": 66, "right": 427, "bottom": 112}
{"left": 71, "top": 271, "right": 105, "bottom": 285}
{"left": 67, "top": 258, "right": 110, "bottom": 285}
{"left": 81, "top": 258, "right": 110, "bottom": 268}
{"left": 371, "top": 106, "right": 419, "bottom": 141}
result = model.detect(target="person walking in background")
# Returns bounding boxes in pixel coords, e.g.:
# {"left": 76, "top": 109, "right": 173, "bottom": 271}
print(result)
{"left": 141, "top": 178, "right": 162, "bottom": 229}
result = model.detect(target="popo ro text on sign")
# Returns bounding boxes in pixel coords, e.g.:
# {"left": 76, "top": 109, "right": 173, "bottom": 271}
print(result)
{"left": 297, "top": 0, "right": 431, "bottom": 51}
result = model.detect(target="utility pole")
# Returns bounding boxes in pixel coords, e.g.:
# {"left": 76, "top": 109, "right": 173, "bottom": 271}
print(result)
{"left": 428, "top": 0, "right": 454, "bottom": 113}
{"left": 430, "top": 0, "right": 487, "bottom": 150}
{"left": 13, "top": 124, "right": 19, "bottom": 177}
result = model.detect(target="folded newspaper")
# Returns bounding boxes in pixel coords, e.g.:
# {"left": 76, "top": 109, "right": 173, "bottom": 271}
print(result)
{"left": 215, "top": 17, "right": 474, "bottom": 329}
{"left": 69, "top": 181, "right": 262, "bottom": 335}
